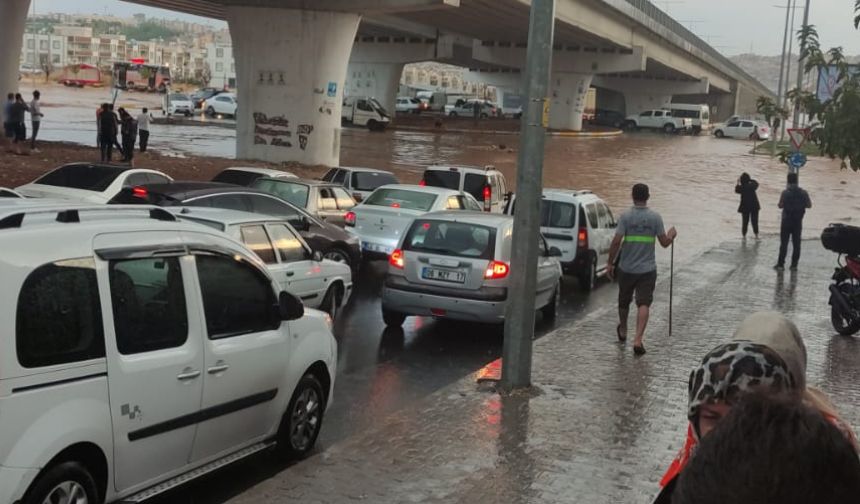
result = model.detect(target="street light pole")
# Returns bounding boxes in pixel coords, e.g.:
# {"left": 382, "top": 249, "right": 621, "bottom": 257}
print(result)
{"left": 772, "top": 0, "right": 792, "bottom": 157}
{"left": 793, "top": 0, "right": 811, "bottom": 128}
{"left": 501, "top": 0, "right": 556, "bottom": 391}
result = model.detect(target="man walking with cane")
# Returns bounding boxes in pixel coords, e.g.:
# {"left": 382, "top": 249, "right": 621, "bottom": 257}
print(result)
{"left": 606, "top": 183, "right": 677, "bottom": 356}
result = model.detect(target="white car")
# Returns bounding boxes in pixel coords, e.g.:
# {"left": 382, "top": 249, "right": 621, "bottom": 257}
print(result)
{"left": 714, "top": 120, "right": 771, "bottom": 140}
{"left": 444, "top": 99, "right": 498, "bottom": 118}
{"left": 174, "top": 207, "right": 352, "bottom": 319}
{"left": 395, "top": 97, "right": 422, "bottom": 114}
{"left": 166, "top": 93, "right": 194, "bottom": 116}
{"left": 0, "top": 201, "right": 336, "bottom": 504}
{"left": 624, "top": 109, "right": 691, "bottom": 133}
{"left": 421, "top": 165, "right": 510, "bottom": 213}
{"left": 211, "top": 166, "right": 298, "bottom": 186}
{"left": 203, "top": 93, "right": 238, "bottom": 118}
{"left": 320, "top": 166, "right": 399, "bottom": 202}
{"left": 15, "top": 163, "right": 173, "bottom": 203}
{"left": 345, "top": 184, "right": 483, "bottom": 259}
{"left": 505, "top": 189, "right": 617, "bottom": 291}
{"left": 0, "top": 187, "right": 23, "bottom": 198}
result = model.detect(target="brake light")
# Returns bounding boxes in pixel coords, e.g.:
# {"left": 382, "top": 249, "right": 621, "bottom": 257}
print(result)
{"left": 419, "top": 179, "right": 426, "bottom": 186}
{"left": 389, "top": 249, "right": 404, "bottom": 269}
{"left": 132, "top": 186, "right": 148, "bottom": 199}
{"left": 391, "top": 202, "right": 401, "bottom": 208}
{"left": 577, "top": 227, "right": 588, "bottom": 248}
{"left": 485, "top": 260, "right": 509, "bottom": 279}
{"left": 345, "top": 211, "right": 356, "bottom": 227}
{"left": 483, "top": 185, "right": 491, "bottom": 211}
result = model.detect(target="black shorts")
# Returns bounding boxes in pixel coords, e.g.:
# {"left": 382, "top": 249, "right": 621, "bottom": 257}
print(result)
{"left": 13, "top": 123, "right": 26, "bottom": 142}
{"left": 618, "top": 269, "right": 657, "bottom": 307}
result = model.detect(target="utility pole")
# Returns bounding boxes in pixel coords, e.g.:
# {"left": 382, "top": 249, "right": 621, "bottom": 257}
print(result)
{"left": 793, "top": 0, "right": 811, "bottom": 128}
{"left": 783, "top": 0, "right": 797, "bottom": 136}
{"left": 501, "top": 0, "right": 556, "bottom": 390}
{"left": 773, "top": 0, "right": 792, "bottom": 157}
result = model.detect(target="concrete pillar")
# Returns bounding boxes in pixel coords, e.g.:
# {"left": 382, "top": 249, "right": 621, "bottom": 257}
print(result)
{"left": 227, "top": 7, "right": 360, "bottom": 166}
{"left": 592, "top": 76, "right": 710, "bottom": 117}
{"left": 0, "top": 0, "right": 30, "bottom": 124}
{"left": 345, "top": 62, "right": 405, "bottom": 119}
{"left": 548, "top": 73, "right": 593, "bottom": 131}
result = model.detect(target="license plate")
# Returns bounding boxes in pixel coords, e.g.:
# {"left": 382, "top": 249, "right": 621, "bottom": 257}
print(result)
{"left": 362, "top": 242, "right": 391, "bottom": 254}
{"left": 422, "top": 267, "right": 465, "bottom": 283}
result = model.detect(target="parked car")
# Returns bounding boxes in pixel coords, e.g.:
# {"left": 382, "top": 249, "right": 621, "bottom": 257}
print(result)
{"left": 15, "top": 163, "right": 173, "bottom": 203}
{"left": 174, "top": 207, "right": 352, "bottom": 319}
{"left": 0, "top": 201, "right": 336, "bottom": 504}
{"left": 109, "top": 182, "right": 362, "bottom": 270}
{"left": 381, "top": 211, "right": 562, "bottom": 326}
{"left": 345, "top": 184, "right": 483, "bottom": 259}
{"left": 0, "top": 187, "right": 23, "bottom": 198}
{"left": 504, "top": 189, "right": 616, "bottom": 291}
{"left": 252, "top": 178, "right": 357, "bottom": 227}
{"left": 444, "top": 99, "right": 498, "bottom": 118}
{"left": 623, "top": 109, "right": 691, "bottom": 133}
{"left": 211, "top": 167, "right": 298, "bottom": 186}
{"left": 713, "top": 120, "right": 770, "bottom": 140}
{"left": 342, "top": 96, "right": 390, "bottom": 131}
{"left": 166, "top": 93, "right": 194, "bottom": 116}
{"left": 320, "top": 166, "right": 399, "bottom": 202}
{"left": 591, "top": 109, "right": 626, "bottom": 129}
{"left": 421, "top": 165, "right": 509, "bottom": 213}
{"left": 395, "top": 97, "right": 424, "bottom": 114}
{"left": 191, "top": 87, "right": 225, "bottom": 109}
{"left": 203, "top": 93, "right": 238, "bottom": 118}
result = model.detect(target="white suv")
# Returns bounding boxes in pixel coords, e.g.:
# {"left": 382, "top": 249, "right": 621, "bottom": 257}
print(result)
{"left": 0, "top": 203, "right": 337, "bottom": 504}
{"left": 505, "top": 189, "right": 617, "bottom": 291}
{"left": 624, "top": 109, "right": 691, "bottom": 134}
{"left": 421, "top": 165, "right": 509, "bottom": 213}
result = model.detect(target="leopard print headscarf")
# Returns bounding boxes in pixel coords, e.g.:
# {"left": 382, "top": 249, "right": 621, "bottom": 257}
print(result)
{"left": 688, "top": 342, "right": 798, "bottom": 425}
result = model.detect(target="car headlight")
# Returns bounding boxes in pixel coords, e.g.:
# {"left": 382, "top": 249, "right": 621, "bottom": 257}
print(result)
{"left": 322, "top": 312, "right": 333, "bottom": 329}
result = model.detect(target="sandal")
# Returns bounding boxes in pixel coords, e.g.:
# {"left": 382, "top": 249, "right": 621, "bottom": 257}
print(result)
{"left": 633, "top": 345, "right": 647, "bottom": 356}
{"left": 616, "top": 324, "right": 626, "bottom": 343}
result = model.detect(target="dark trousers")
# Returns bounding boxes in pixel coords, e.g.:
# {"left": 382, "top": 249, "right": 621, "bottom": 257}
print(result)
{"left": 139, "top": 129, "right": 149, "bottom": 152}
{"left": 741, "top": 210, "right": 759, "bottom": 236}
{"left": 777, "top": 219, "right": 803, "bottom": 267}
{"left": 30, "top": 121, "right": 40, "bottom": 149}
{"left": 100, "top": 135, "right": 114, "bottom": 162}
{"left": 122, "top": 135, "right": 135, "bottom": 161}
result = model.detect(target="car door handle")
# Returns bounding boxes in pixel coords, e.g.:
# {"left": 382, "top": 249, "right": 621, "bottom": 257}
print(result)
{"left": 177, "top": 368, "right": 201, "bottom": 381}
{"left": 208, "top": 361, "right": 229, "bottom": 374}
{"left": 286, "top": 271, "right": 295, "bottom": 277}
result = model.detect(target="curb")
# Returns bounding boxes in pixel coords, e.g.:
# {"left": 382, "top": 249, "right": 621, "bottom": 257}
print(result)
{"left": 392, "top": 125, "right": 623, "bottom": 137}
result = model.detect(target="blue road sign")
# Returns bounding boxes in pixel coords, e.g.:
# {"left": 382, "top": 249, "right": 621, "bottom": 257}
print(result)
{"left": 788, "top": 151, "right": 807, "bottom": 169}
{"left": 327, "top": 82, "right": 338, "bottom": 97}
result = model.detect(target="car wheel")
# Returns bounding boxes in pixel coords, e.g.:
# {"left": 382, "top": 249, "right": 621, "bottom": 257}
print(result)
{"left": 382, "top": 307, "right": 407, "bottom": 327}
{"left": 623, "top": 120, "right": 637, "bottom": 131}
{"left": 323, "top": 247, "right": 351, "bottom": 268}
{"left": 449, "top": 112, "right": 458, "bottom": 117}
{"left": 540, "top": 282, "right": 560, "bottom": 320}
{"left": 276, "top": 374, "right": 325, "bottom": 460}
{"left": 185, "top": 111, "right": 192, "bottom": 117}
{"left": 578, "top": 253, "right": 598, "bottom": 292}
{"left": 206, "top": 106, "right": 215, "bottom": 117}
{"left": 663, "top": 123, "right": 676, "bottom": 134}
{"left": 320, "top": 285, "right": 341, "bottom": 321}
{"left": 22, "top": 461, "right": 100, "bottom": 504}
{"left": 714, "top": 130, "right": 724, "bottom": 138}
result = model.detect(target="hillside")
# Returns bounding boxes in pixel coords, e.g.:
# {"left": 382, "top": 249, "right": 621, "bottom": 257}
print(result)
{"left": 730, "top": 53, "right": 860, "bottom": 94}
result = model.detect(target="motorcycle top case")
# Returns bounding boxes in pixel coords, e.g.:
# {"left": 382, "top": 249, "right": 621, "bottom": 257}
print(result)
{"left": 821, "top": 224, "right": 860, "bottom": 256}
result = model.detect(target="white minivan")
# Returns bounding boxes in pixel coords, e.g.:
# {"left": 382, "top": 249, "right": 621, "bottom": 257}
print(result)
{"left": 0, "top": 202, "right": 337, "bottom": 504}
{"left": 505, "top": 189, "right": 617, "bottom": 290}
{"left": 421, "top": 165, "right": 510, "bottom": 213}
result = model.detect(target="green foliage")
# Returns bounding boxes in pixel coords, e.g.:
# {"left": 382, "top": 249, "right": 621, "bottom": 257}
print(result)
{"left": 856, "top": 0, "right": 860, "bottom": 28}
{"left": 121, "top": 21, "right": 179, "bottom": 42}
{"left": 755, "top": 96, "right": 788, "bottom": 128}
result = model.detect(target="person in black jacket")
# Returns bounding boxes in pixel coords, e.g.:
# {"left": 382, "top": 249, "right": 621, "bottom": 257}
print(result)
{"left": 735, "top": 172, "right": 760, "bottom": 239}
{"left": 775, "top": 172, "right": 812, "bottom": 271}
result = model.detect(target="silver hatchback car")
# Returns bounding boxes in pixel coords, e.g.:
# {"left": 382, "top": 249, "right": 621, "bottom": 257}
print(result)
{"left": 381, "top": 211, "right": 563, "bottom": 326}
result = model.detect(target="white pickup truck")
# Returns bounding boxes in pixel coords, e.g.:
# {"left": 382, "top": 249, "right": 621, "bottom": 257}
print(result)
{"left": 624, "top": 109, "right": 691, "bottom": 134}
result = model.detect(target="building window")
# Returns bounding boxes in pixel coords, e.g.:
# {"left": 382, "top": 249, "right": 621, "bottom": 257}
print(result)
{"left": 53, "top": 40, "right": 60, "bottom": 50}
{"left": 27, "top": 39, "right": 34, "bottom": 49}
{"left": 216, "top": 48, "right": 224, "bottom": 58}
{"left": 215, "top": 62, "right": 223, "bottom": 72}
{"left": 230, "top": 63, "right": 234, "bottom": 73}
{"left": 39, "top": 40, "right": 48, "bottom": 50}
{"left": 26, "top": 53, "right": 34, "bottom": 63}
{"left": 52, "top": 54, "right": 61, "bottom": 64}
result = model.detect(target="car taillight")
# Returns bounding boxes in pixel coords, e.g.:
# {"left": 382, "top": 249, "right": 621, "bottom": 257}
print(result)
{"left": 345, "top": 211, "right": 356, "bottom": 227}
{"left": 485, "top": 260, "right": 509, "bottom": 279}
{"left": 132, "top": 186, "right": 148, "bottom": 199}
{"left": 419, "top": 179, "right": 426, "bottom": 186}
{"left": 577, "top": 227, "right": 588, "bottom": 248}
{"left": 389, "top": 249, "right": 404, "bottom": 269}
{"left": 483, "top": 185, "right": 491, "bottom": 211}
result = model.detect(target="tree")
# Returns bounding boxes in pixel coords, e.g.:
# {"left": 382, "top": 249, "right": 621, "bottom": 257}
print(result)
{"left": 791, "top": 5, "right": 860, "bottom": 170}
{"left": 755, "top": 96, "right": 788, "bottom": 129}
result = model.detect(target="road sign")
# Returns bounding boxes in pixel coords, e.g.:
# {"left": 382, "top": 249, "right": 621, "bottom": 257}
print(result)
{"left": 788, "top": 151, "right": 807, "bottom": 169}
{"left": 787, "top": 128, "right": 810, "bottom": 150}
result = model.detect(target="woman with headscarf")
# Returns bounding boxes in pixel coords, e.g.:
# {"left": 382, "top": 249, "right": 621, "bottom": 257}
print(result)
{"left": 735, "top": 172, "right": 760, "bottom": 239}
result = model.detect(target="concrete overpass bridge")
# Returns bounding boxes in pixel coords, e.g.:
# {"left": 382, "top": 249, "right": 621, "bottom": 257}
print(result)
{"left": 0, "top": 0, "right": 772, "bottom": 166}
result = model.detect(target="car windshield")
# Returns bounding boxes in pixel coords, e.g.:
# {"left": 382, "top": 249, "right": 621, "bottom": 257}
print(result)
{"left": 212, "top": 169, "right": 262, "bottom": 186}
{"left": 252, "top": 179, "right": 310, "bottom": 207}
{"left": 351, "top": 172, "right": 397, "bottom": 191}
{"left": 369, "top": 98, "right": 389, "bottom": 116}
{"left": 404, "top": 220, "right": 496, "bottom": 259}
{"left": 34, "top": 164, "right": 125, "bottom": 192}
{"left": 171, "top": 94, "right": 190, "bottom": 101}
{"left": 363, "top": 188, "right": 437, "bottom": 211}
{"left": 423, "top": 170, "right": 459, "bottom": 190}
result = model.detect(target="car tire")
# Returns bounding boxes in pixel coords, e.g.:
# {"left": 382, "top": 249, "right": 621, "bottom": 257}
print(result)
{"left": 623, "top": 120, "right": 637, "bottom": 131}
{"left": 382, "top": 307, "right": 407, "bottom": 327}
{"left": 22, "top": 461, "right": 100, "bottom": 504}
{"left": 206, "top": 106, "right": 215, "bottom": 117}
{"left": 323, "top": 247, "right": 352, "bottom": 268}
{"left": 714, "top": 130, "right": 724, "bottom": 138}
{"left": 540, "top": 282, "right": 560, "bottom": 320}
{"left": 449, "top": 112, "right": 458, "bottom": 117}
{"left": 663, "top": 123, "right": 676, "bottom": 134}
{"left": 320, "top": 285, "right": 341, "bottom": 321}
{"left": 579, "top": 253, "right": 598, "bottom": 292}
{"left": 275, "top": 374, "right": 326, "bottom": 460}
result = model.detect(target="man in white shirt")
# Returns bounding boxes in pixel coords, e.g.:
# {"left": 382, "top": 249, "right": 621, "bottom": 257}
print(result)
{"left": 137, "top": 107, "right": 152, "bottom": 152}
{"left": 30, "top": 90, "right": 44, "bottom": 151}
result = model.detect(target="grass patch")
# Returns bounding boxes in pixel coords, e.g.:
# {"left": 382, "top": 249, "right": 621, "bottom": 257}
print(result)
{"left": 752, "top": 140, "right": 821, "bottom": 156}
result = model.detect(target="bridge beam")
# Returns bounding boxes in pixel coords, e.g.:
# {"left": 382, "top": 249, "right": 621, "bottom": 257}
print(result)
{"left": 0, "top": 0, "right": 30, "bottom": 124}
{"left": 228, "top": 6, "right": 360, "bottom": 166}
{"left": 592, "top": 75, "right": 709, "bottom": 116}
{"left": 215, "top": 0, "right": 459, "bottom": 13}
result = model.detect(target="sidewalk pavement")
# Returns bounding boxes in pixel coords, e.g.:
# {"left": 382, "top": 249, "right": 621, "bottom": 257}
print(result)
{"left": 228, "top": 238, "right": 860, "bottom": 504}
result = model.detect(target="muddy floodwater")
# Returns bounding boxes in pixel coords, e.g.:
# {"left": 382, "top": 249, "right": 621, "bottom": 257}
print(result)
{"left": 20, "top": 82, "right": 859, "bottom": 267}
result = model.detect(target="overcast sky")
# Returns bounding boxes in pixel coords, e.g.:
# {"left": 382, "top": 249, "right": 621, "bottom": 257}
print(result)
{"left": 33, "top": 0, "right": 860, "bottom": 56}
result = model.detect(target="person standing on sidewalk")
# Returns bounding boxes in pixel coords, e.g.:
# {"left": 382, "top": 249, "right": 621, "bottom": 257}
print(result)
{"left": 29, "top": 90, "right": 44, "bottom": 152}
{"left": 3, "top": 93, "right": 15, "bottom": 149}
{"left": 606, "top": 183, "right": 677, "bottom": 355}
{"left": 118, "top": 108, "right": 137, "bottom": 166}
{"left": 9, "top": 94, "right": 30, "bottom": 155}
{"left": 775, "top": 172, "right": 811, "bottom": 271}
{"left": 735, "top": 172, "right": 760, "bottom": 239}
{"left": 98, "top": 103, "right": 118, "bottom": 162}
{"left": 137, "top": 107, "right": 152, "bottom": 153}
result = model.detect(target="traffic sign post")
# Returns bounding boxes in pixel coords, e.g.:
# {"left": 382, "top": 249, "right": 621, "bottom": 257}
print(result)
{"left": 787, "top": 128, "right": 810, "bottom": 151}
{"left": 788, "top": 151, "right": 807, "bottom": 170}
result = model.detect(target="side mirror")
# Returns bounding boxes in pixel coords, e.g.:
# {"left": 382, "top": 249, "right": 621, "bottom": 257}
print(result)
{"left": 548, "top": 246, "right": 563, "bottom": 257}
{"left": 279, "top": 291, "right": 304, "bottom": 321}
{"left": 293, "top": 216, "right": 311, "bottom": 232}
{"left": 312, "top": 250, "right": 324, "bottom": 262}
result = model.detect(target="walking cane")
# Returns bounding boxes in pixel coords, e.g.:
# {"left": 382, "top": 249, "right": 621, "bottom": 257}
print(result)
{"left": 669, "top": 240, "right": 674, "bottom": 337}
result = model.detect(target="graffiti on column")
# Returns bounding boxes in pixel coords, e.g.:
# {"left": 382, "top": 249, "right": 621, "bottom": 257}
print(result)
{"left": 253, "top": 112, "right": 292, "bottom": 148}
{"left": 297, "top": 124, "right": 314, "bottom": 151}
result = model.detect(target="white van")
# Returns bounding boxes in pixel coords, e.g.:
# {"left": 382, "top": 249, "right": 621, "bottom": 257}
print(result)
{"left": 420, "top": 165, "right": 509, "bottom": 213}
{"left": 668, "top": 104, "right": 711, "bottom": 134}
{"left": 342, "top": 96, "right": 390, "bottom": 131}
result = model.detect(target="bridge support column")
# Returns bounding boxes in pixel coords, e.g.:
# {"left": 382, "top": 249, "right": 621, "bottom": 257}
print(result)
{"left": 345, "top": 62, "right": 405, "bottom": 120}
{"left": 227, "top": 6, "right": 360, "bottom": 166}
{"left": 592, "top": 76, "right": 710, "bottom": 116}
{"left": 548, "top": 72, "right": 593, "bottom": 131}
{"left": 0, "top": 0, "right": 30, "bottom": 124}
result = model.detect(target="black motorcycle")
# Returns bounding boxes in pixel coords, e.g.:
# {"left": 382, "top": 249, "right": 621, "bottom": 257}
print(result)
{"left": 821, "top": 224, "right": 860, "bottom": 336}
